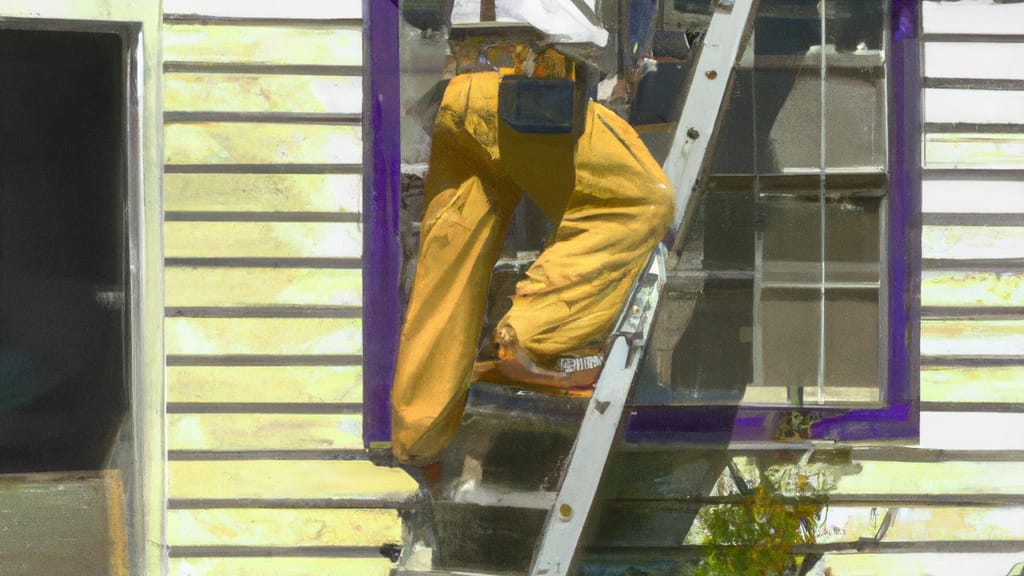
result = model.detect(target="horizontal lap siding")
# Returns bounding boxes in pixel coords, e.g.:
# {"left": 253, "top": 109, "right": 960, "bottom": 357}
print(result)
{"left": 811, "top": 3, "right": 1024, "bottom": 573}
{"left": 168, "top": 558, "right": 395, "bottom": 576}
{"left": 164, "top": 174, "right": 362, "bottom": 213}
{"left": 161, "top": 6, "right": 413, "bottom": 575}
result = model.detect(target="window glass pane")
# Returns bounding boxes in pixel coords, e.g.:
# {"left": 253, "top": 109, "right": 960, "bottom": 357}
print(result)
{"left": 760, "top": 288, "right": 820, "bottom": 390}
{"left": 703, "top": 183, "right": 756, "bottom": 272}
{"left": 824, "top": 194, "right": 881, "bottom": 284}
{"left": 825, "top": 60, "right": 886, "bottom": 170}
{"left": 824, "top": 289, "right": 879, "bottom": 390}
{"left": 824, "top": 0, "right": 884, "bottom": 52}
{"left": 709, "top": 70, "right": 756, "bottom": 174}
{"left": 760, "top": 66, "right": 822, "bottom": 173}
{"left": 761, "top": 194, "right": 823, "bottom": 285}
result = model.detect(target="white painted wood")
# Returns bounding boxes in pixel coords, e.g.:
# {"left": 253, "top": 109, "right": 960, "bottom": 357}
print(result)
{"left": 825, "top": 554, "right": 1024, "bottom": 576}
{"left": 925, "top": 133, "right": 1024, "bottom": 170}
{"left": 663, "top": 0, "right": 759, "bottom": 234}
{"left": 923, "top": 179, "right": 1024, "bottom": 213}
{"left": 920, "top": 412, "right": 1024, "bottom": 450}
{"left": 163, "top": 0, "right": 362, "bottom": 19}
{"left": 921, "top": 319, "right": 1024, "bottom": 357}
{"left": 925, "top": 89, "right": 1024, "bottom": 125}
{"left": 925, "top": 43, "right": 1024, "bottom": 81}
{"left": 922, "top": 226, "right": 1024, "bottom": 260}
{"left": 923, "top": 0, "right": 1024, "bottom": 35}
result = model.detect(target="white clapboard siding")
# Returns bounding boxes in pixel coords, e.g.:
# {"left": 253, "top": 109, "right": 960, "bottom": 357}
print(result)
{"left": 163, "top": 25, "right": 362, "bottom": 66}
{"left": 924, "top": 43, "right": 1024, "bottom": 81}
{"left": 925, "top": 89, "right": 1024, "bottom": 125}
{"left": 167, "top": 413, "right": 364, "bottom": 451}
{"left": 922, "top": 366, "right": 1024, "bottom": 404}
{"left": 167, "top": 460, "right": 418, "bottom": 501}
{"left": 164, "top": 173, "right": 362, "bottom": 213}
{"left": 922, "top": 0, "right": 1024, "bottom": 35}
{"left": 923, "top": 179, "right": 1024, "bottom": 214}
{"left": 167, "top": 509, "right": 401, "bottom": 547}
{"left": 920, "top": 413, "right": 1024, "bottom": 450}
{"left": 824, "top": 553, "right": 1024, "bottom": 576}
{"left": 921, "top": 319, "right": 1024, "bottom": 357}
{"left": 922, "top": 226, "right": 1024, "bottom": 260}
{"left": 925, "top": 133, "right": 1024, "bottom": 170}
{"left": 164, "top": 74, "right": 363, "bottom": 114}
{"left": 166, "top": 366, "right": 364, "bottom": 404}
{"left": 922, "top": 271, "right": 1024, "bottom": 308}
{"left": 169, "top": 558, "right": 394, "bottom": 576}
{"left": 812, "top": 6, "right": 1024, "bottom": 569}
{"left": 164, "top": 123, "right": 362, "bottom": 166}
{"left": 164, "top": 0, "right": 362, "bottom": 20}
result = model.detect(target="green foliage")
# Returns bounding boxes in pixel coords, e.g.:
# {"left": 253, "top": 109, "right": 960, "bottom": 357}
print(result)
{"left": 694, "top": 483, "right": 819, "bottom": 576}
{"left": 689, "top": 460, "right": 838, "bottom": 576}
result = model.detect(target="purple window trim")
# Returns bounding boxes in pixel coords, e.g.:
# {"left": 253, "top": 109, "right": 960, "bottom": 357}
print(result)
{"left": 363, "top": 0, "right": 922, "bottom": 448}
{"left": 362, "top": 0, "right": 401, "bottom": 448}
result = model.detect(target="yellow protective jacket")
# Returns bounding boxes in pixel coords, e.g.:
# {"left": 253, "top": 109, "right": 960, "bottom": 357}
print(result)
{"left": 391, "top": 71, "right": 673, "bottom": 465}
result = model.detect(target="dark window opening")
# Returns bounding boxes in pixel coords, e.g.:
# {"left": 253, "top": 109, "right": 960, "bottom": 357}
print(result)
{"left": 0, "top": 28, "right": 128, "bottom": 473}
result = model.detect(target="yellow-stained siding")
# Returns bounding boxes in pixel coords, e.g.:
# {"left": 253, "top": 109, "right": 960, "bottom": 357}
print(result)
{"left": 169, "top": 557, "right": 394, "bottom": 576}
{"left": 161, "top": 5, "right": 412, "bottom": 573}
{"left": 165, "top": 74, "right": 363, "bottom": 114}
{"left": 824, "top": 554, "right": 1024, "bottom": 576}
{"left": 166, "top": 267, "right": 361, "bottom": 308}
{"left": 922, "top": 271, "right": 1024, "bottom": 308}
{"left": 156, "top": 2, "right": 1024, "bottom": 574}
{"left": 164, "top": 123, "right": 362, "bottom": 165}
{"left": 163, "top": 25, "right": 362, "bottom": 66}
{"left": 167, "top": 366, "right": 363, "bottom": 404}
{"left": 921, "top": 366, "right": 1024, "bottom": 403}
{"left": 167, "top": 509, "right": 401, "bottom": 547}
{"left": 165, "top": 317, "right": 362, "bottom": 356}
{"left": 922, "top": 226, "right": 1024, "bottom": 261}
{"left": 163, "top": 0, "right": 362, "bottom": 20}
{"left": 164, "top": 173, "right": 362, "bottom": 213}
{"left": 167, "top": 413, "right": 364, "bottom": 451}
{"left": 167, "top": 460, "right": 418, "bottom": 501}
{"left": 164, "top": 222, "right": 362, "bottom": 259}
{"left": 921, "top": 319, "right": 1024, "bottom": 358}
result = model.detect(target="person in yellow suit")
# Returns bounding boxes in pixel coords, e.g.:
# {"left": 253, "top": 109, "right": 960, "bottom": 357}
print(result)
{"left": 391, "top": 3, "right": 675, "bottom": 466}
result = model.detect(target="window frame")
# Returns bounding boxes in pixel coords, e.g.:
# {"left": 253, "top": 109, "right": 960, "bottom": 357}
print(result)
{"left": 363, "top": 0, "right": 921, "bottom": 449}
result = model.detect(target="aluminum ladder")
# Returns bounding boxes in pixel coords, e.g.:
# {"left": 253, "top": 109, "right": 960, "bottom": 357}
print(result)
{"left": 394, "top": 1, "right": 759, "bottom": 573}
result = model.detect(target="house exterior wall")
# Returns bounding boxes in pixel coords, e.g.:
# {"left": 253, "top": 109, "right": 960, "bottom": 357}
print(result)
{"left": 0, "top": 2, "right": 163, "bottom": 574}
{"left": 159, "top": 1, "right": 416, "bottom": 575}
{"left": 157, "top": 0, "right": 1024, "bottom": 575}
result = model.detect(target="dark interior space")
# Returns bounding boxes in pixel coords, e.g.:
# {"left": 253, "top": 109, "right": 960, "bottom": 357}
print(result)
{"left": 0, "top": 28, "right": 127, "bottom": 473}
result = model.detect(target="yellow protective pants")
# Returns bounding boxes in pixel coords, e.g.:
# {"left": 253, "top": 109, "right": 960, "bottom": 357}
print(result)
{"left": 391, "top": 71, "right": 674, "bottom": 465}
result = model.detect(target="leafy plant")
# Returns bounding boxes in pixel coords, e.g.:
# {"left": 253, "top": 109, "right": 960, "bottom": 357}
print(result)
{"left": 689, "top": 457, "right": 840, "bottom": 576}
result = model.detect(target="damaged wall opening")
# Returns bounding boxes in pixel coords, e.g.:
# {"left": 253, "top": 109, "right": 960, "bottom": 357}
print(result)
{"left": 0, "top": 28, "right": 129, "bottom": 474}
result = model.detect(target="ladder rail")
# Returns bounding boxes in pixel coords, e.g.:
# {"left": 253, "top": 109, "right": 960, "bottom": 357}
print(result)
{"left": 528, "top": 249, "right": 665, "bottom": 576}
{"left": 529, "top": 1, "right": 760, "bottom": 573}
{"left": 664, "top": 0, "right": 761, "bottom": 240}
{"left": 394, "top": 2, "right": 760, "bottom": 574}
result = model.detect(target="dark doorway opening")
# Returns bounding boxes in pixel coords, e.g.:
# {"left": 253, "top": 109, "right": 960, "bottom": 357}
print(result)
{"left": 0, "top": 28, "right": 129, "bottom": 473}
